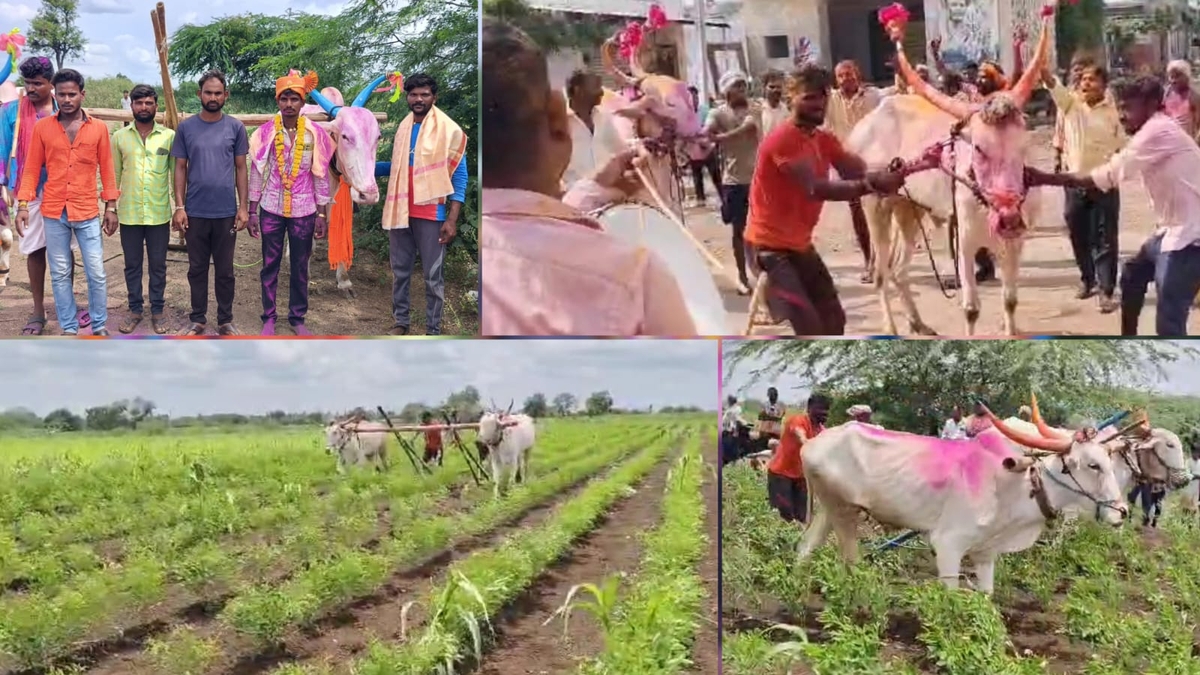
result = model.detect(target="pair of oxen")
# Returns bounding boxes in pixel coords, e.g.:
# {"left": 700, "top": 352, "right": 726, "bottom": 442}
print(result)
{"left": 792, "top": 395, "right": 1190, "bottom": 595}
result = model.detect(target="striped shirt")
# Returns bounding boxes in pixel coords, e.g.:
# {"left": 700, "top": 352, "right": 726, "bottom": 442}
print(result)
{"left": 111, "top": 123, "right": 175, "bottom": 226}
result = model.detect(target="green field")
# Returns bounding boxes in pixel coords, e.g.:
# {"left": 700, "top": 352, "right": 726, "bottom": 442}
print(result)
{"left": 0, "top": 415, "right": 718, "bottom": 674}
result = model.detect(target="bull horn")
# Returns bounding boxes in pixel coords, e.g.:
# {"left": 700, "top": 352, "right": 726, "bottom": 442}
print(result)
{"left": 506, "top": 399, "right": 514, "bottom": 415}
{"left": 892, "top": 41, "right": 975, "bottom": 121}
{"left": 309, "top": 88, "right": 342, "bottom": 119}
{"left": 982, "top": 404, "right": 1073, "bottom": 454}
{"left": 629, "top": 34, "right": 649, "bottom": 79}
{"left": 1010, "top": 13, "right": 1052, "bottom": 108}
{"left": 1030, "top": 393, "right": 1070, "bottom": 440}
{"left": 601, "top": 38, "right": 639, "bottom": 88}
{"left": 351, "top": 73, "right": 389, "bottom": 109}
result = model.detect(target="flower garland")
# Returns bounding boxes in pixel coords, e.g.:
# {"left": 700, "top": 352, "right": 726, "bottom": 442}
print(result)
{"left": 273, "top": 113, "right": 307, "bottom": 217}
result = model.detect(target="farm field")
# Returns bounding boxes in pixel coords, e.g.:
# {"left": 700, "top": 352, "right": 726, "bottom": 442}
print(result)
{"left": 0, "top": 414, "right": 719, "bottom": 675}
{"left": 721, "top": 462, "right": 1200, "bottom": 675}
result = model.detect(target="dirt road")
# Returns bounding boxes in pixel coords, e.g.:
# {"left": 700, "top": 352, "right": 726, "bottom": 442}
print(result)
{"left": 0, "top": 231, "right": 480, "bottom": 336}
{"left": 692, "top": 126, "right": 1200, "bottom": 336}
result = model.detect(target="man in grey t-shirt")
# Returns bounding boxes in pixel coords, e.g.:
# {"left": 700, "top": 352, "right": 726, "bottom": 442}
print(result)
{"left": 170, "top": 70, "right": 249, "bottom": 336}
{"left": 705, "top": 70, "right": 760, "bottom": 294}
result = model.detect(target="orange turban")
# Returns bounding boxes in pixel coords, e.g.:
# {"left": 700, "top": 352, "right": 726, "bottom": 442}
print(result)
{"left": 979, "top": 62, "right": 1008, "bottom": 90}
{"left": 276, "top": 69, "right": 319, "bottom": 99}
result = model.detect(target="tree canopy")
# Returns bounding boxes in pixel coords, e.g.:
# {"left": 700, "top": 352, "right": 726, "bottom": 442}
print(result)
{"left": 26, "top": 0, "right": 86, "bottom": 71}
{"left": 725, "top": 340, "right": 1199, "bottom": 433}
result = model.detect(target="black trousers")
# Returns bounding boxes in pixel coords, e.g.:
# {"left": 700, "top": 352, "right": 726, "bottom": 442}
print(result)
{"left": 185, "top": 216, "right": 237, "bottom": 325}
{"left": 689, "top": 154, "right": 721, "bottom": 202}
{"left": 1065, "top": 187, "right": 1121, "bottom": 295}
{"left": 119, "top": 224, "right": 170, "bottom": 315}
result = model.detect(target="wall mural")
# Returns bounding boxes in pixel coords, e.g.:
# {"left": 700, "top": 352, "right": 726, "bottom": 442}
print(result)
{"left": 925, "top": 0, "right": 999, "bottom": 68}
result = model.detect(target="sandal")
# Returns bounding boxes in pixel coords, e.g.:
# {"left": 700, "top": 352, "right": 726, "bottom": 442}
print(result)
{"left": 217, "top": 323, "right": 239, "bottom": 336}
{"left": 76, "top": 309, "right": 91, "bottom": 329}
{"left": 92, "top": 328, "right": 110, "bottom": 337}
{"left": 150, "top": 314, "right": 166, "bottom": 335}
{"left": 21, "top": 316, "right": 46, "bottom": 336}
{"left": 178, "top": 322, "right": 206, "bottom": 336}
{"left": 118, "top": 314, "right": 143, "bottom": 334}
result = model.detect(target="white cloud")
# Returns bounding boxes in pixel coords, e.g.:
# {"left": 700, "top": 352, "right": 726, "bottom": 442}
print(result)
{"left": 9, "top": 340, "right": 719, "bottom": 416}
{"left": 0, "top": 1, "right": 36, "bottom": 22}
{"left": 81, "top": 0, "right": 134, "bottom": 13}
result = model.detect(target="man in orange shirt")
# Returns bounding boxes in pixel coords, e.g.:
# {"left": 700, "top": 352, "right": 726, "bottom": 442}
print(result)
{"left": 767, "top": 392, "right": 830, "bottom": 523}
{"left": 421, "top": 411, "right": 444, "bottom": 466}
{"left": 745, "top": 64, "right": 908, "bottom": 335}
{"left": 15, "top": 69, "right": 119, "bottom": 336}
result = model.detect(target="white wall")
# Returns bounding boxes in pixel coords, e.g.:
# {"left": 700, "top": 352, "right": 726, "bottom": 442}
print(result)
{"left": 740, "top": 0, "right": 830, "bottom": 75}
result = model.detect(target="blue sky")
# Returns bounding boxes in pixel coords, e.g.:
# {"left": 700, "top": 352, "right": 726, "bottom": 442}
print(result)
{"left": 3, "top": 0, "right": 348, "bottom": 84}
{"left": 5, "top": 339, "right": 718, "bottom": 416}
{"left": 721, "top": 340, "right": 1200, "bottom": 401}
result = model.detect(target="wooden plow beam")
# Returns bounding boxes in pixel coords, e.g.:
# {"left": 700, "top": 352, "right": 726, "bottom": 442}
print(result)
{"left": 85, "top": 108, "right": 387, "bottom": 126}
{"left": 375, "top": 406, "right": 432, "bottom": 476}
{"left": 441, "top": 409, "right": 489, "bottom": 486}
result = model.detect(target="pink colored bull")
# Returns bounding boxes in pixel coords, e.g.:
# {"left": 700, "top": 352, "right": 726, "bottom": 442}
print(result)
{"left": 846, "top": 5, "right": 1055, "bottom": 336}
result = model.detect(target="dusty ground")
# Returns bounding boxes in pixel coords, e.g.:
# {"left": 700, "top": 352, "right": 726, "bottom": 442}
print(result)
{"left": 690, "top": 125, "right": 1200, "bottom": 336}
{"left": 0, "top": 232, "right": 480, "bottom": 336}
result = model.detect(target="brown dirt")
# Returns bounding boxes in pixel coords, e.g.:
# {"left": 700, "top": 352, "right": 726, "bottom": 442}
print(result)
{"left": 692, "top": 444, "right": 721, "bottom": 674}
{"left": 0, "top": 230, "right": 479, "bottom": 336}
{"left": 693, "top": 124, "right": 1199, "bottom": 336}
{"left": 470, "top": 447, "right": 678, "bottom": 675}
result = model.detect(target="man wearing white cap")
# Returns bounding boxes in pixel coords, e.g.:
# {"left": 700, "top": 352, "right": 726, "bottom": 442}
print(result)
{"left": 704, "top": 70, "right": 760, "bottom": 294}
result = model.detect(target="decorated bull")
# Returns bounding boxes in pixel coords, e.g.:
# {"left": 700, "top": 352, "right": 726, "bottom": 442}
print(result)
{"left": 324, "top": 417, "right": 392, "bottom": 474}
{"left": 797, "top": 396, "right": 1127, "bottom": 595}
{"left": 477, "top": 403, "right": 536, "bottom": 499}
{"left": 846, "top": 2, "right": 1058, "bottom": 335}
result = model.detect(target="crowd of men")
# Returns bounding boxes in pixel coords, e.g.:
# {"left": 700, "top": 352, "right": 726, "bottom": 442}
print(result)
{"left": 0, "top": 57, "right": 466, "bottom": 336}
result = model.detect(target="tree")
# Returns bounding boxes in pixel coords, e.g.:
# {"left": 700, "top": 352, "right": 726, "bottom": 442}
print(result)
{"left": 85, "top": 403, "right": 127, "bottom": 431}
{"left": 552, "top": 392, "right": 577, "bottom": 416}
{"left": 43, "top": 408, "right": 84, "bottom": 432}
{"left": 1055, "top": 0, "right": 1105, "bottom": 68}
{"left": 26, "top": 0, "right": 86, "bottom": 71}
{"left": 725, "top": 340, "right": 1196, "bottom": 433}
{"left": 585, "top": 391, "right": 614, "bottom": 417}
{"left": 121, "top": 398, "right": 156, "bottom": 429}
{"left": 484, "top": 0, "right": 620, "bottom": 53}
{"left": 522, "top": 393, "right": 549, "bottom": 418}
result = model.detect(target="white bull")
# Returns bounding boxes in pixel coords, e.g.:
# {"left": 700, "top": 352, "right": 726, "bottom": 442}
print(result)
{"left": 798, "top": 404, "right": 1127, "bottom": 594}
{"left": 845, "top": 9, "right": 1054, "bottom": 336}
{"left": 323, "top": 420, "right": 391, "bottom": 474}
{"left": 477, "top": 411, "right": 536, "bottom": 498}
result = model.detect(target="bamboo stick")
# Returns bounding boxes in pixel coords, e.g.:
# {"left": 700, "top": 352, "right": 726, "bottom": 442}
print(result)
{"left": 156, "top": 3, "right": 180, "bottom": 130}
{"left": 86, "top": 108, "right": 387, "bottom": 125}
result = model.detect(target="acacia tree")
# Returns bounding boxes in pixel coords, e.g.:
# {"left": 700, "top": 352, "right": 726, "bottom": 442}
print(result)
{"left": 725, "top": 340, "right": 1197, "bottom": 432}
{"left": 552, "top": 392, "right": 577, "bottom": 416}
{"left": 586, "top": 391, "right": 614, "bottom": 416}
{"left": 26, "top": 0, "right": 86, "bottom": 71}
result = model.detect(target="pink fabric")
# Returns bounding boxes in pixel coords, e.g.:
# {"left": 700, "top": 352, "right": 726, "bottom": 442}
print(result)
{"left": 480, "top": 184, "right": 698, "bottom": 336}
{"left": 1164, "top": 88, "right": 1193, "bottom": 134}
{"left": 857, "top": 424, "right": 1018, "bottom": 495}
{"left": 248, "top": 124, "right": 332, "bottom": 218}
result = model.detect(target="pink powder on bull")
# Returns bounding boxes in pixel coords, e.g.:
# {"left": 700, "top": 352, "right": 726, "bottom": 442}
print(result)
{"left": 856, "top": 424, "right": 1018, "bottom": 495}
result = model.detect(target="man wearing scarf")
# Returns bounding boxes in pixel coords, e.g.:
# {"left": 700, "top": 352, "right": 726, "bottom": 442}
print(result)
{"left": 247, "top": 70, "right": 334, "bottom": 336}
{"left": 381, "top": 72, "right": 468, "bottom": 335}
{"left": 0, "top": 56, "right": 90, "bottom": 335}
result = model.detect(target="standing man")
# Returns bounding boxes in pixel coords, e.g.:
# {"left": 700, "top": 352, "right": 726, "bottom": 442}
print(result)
{"left": 562, "top": 69, "right": 603, "bottom": 189}
{"left": 941, "top": 405, "right": 967, "bottom": 439}
{"left": 705, "top": 70, "right": 760, "bottom": 293}
{"left": 823, "top": 60, "right": 881, "bottom": 284}
{"left": 1164, "top": 60, "right": 1200, "bottom": 140}
{"left": 744, "top": 64, "right": 907, "bottom": 335}
{"left": 687, "top": 85, "right": 721, "bottom": 208}
{"left": 964, "top": 400, "right": 994, "bottom": 437}
{"left": 766, "top": 393, "right": 830, "bottom": 524}
{"left": 1044, "top": 63, "right": 1124, "bottom": 313}
{"left": 14, "top": 68, "right": 118, "bottom": 336}
{"left": 171, "top": 70, "right": 249, "bottom": 336}
{"left": 421, "top": 410, "right": 444, "bottom": 466}
{"left": 246, "top": 70, "right": 334, "bottom": 336}
{"left": 381, "top": 73, "right": 468, "bottom": 336}
{"left": 111, "top": 84, "right": 175, "bottom": 334}
{"left": 1026, "top": 77, "right": 1200, "bottom": 336}
{"left": 759, "top": 70, "right": 789, "bottom": 136}
{"left": 755, "top": 386, "right": 786, "bottom": 444}
{"left": 120, "top": 89, "right": 131, "bottom": 127}
{"left": 721, "top": 394, "right": 747, "bottom": 464}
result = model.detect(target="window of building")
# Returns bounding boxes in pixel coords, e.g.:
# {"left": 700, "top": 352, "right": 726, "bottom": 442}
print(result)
{"left": 764, "top": 35, "right": 790, "bottom": 60}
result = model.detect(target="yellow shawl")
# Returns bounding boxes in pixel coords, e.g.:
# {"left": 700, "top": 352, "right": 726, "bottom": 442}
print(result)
{"left": 382, "top": 104, "right": 466, "bottom": 229}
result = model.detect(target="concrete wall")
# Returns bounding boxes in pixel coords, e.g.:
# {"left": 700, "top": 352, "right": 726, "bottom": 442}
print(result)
{"left": 739, "top": 0, "right": 830, "bottom": 75}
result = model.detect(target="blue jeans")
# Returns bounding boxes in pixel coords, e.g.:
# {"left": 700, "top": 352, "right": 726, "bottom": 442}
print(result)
{"left": 46, "top": 211, "right": 107, "bottom": 333}
{"left": 1120, "top": 233, "right": 1200, "bottom": 336}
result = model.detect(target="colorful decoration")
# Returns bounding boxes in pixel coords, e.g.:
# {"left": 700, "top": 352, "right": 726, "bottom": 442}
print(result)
{"left": 374, "top": 71, "right": 405, "bottom": 104}
{"left": 878, "top": 3, "right": 910, "bottom": 42}
{"left": 273, "top": 113, "right": 308, "bottom": 217}
{"left": 794, "top": 36, "right": 816, "bottom": 66}
{"left": 0, "top": 29, "right": 24, "bottom": 62}
{"left": 646, "top": 4, "right": 668, "bottom": 31}
{"left": 1041, "top": 0, "right": 1072, "bottom": 18}
{"left": 617, "top": 4, "right": 667, "bottom": 61}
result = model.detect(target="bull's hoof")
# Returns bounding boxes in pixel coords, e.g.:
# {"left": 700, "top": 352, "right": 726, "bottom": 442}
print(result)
{"left": 940, "top": 278, "right": 960, "bottom": 291}
{"left": 341, "top": 287, "right": 356, "bottom": 300}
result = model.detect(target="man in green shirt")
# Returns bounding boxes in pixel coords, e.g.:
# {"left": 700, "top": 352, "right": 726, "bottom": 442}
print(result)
{"left": 111, "top": 84, "right": 175, "bottom": 334}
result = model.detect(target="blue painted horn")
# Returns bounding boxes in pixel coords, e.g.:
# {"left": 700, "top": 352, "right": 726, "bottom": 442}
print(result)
{"left": 0, "top": 53, "right": 12, "bottom": 86}
{"left": 308, "top": 88, "right": 342, "bottom": 120}
{"left": 1096, "top": 410, "right": 1130, "bottom": 431}
{"left": 351, "top": 73, "right": 389, "bottom": 109}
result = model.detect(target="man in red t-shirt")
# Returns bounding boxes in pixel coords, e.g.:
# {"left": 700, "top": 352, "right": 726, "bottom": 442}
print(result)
{"left": 421, "top": 411, "right": 444, "bottom": 466}
{"left": 767, "top": 392, "right": 830, "bottom": 523}
{"left": 745, "top": 64, "right": 908, "bottom": 335}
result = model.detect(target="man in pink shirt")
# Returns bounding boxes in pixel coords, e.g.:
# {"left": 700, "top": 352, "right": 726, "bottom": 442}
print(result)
{"left": 479, "top": 18, "right": 697, "bottom": 336}
{"left": 1164, "top": 60, "right": 1200, "bottom": 140}
{"left": 1027, "top": 76, "right": 1200, "bottom": 336}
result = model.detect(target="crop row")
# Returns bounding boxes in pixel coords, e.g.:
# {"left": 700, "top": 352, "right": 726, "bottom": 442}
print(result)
{"left": 576, "top": 432, "right": 710, "bottom": 673}
{"left": 307, "top": 426, "right": 692, "bottom": 674}
{"left": 0, "top": 426, "right": 665, "bottom": 671}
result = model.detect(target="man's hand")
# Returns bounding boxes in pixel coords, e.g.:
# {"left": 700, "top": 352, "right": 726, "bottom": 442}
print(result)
{"left": 592, "top": 145, "right": 651, "bottom": 198}
{"left": 1013, "top": 24, "right": 1028, "bottom": 46}
{"left": 438, "top": 219, "right": 456, "bottom": 245}
{"left": 247, "top": 212, "right": 260, "bottom": 239}
{"left": 172, "top": 208, "right": 188, "bottom": 233}
{"left": 14, "top": 209, "right": 28, "bottom": 238}
{"left": 102, "top": 210, "right": 118, "bottom": 236}
{"left": 315, "top": 216, "right": 328, "bottom": 240}
{"left": 929, "top": 38, "right": 941, "bottom": 56}
{"left": 865, "top": 169, "right": 905, "bottom": 195}
{"left": 235, "top": 206, "right": 249, "bottom": 232}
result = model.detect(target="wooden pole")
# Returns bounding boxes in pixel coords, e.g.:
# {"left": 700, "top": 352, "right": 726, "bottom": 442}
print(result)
{"left": 155, "top": 3, "right": 180, "bottom": 131}
{"left": 85, "top": 107, "right": 387, "bottom": 126}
